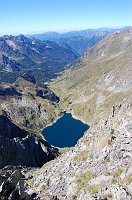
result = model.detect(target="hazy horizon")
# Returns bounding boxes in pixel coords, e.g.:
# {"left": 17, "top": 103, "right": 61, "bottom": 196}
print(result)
{"left": 0, "top": 26, "right": 132, "bottom": 37}
{"left": 0, "top": 0, "right": 131, "bottom": 36}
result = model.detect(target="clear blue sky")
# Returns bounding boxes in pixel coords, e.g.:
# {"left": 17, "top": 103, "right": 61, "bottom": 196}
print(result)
{"left": 0, "top": 0, "right": 131, "bottom": 35}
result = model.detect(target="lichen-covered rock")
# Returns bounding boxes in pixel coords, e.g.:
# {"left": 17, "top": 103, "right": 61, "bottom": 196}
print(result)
{"left": 0, "top": 167, "right": 32, "bottom": 200}
{"left": 0, "top": 115, "right": 28, "bottom": 139}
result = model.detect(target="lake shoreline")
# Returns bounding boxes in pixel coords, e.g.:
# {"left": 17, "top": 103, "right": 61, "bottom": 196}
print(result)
{"left": 42, "top": 111, "right": 89, "bottom": 148}
{"left": 42, "top": 108, "right": 89, "bottom": 133}
{"left": 66, "top": 109, "right": 89, "bottom": 126}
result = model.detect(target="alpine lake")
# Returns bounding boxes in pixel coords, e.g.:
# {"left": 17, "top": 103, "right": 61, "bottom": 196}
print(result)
{"left": 42, "top": 112, "right": 90, "bottom": 148}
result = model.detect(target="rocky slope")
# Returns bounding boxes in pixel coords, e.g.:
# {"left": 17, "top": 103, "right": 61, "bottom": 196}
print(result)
{"left": 50, "top": 29, "right": 132, "bottom": 125}
{"left": 22, "top": 98, "right": 132, "bottom": 200}
{"left": 0, "top": 35, "right": 77, "bottom": 83}
{"left": 0, "top": 99, "right": 131, "bottom": 199}
{"left": 0, "top": 74, "right": 61, "bottom": 133}
{"left": 0, "top": 121, "right": 59, "bottom": 168}
{"left": 0, "top": 29, "right": 131, "bottom": 200}
{"left": 20, "top": 29, "right": 131, "bottom": 199}
{"left": 0, "top": 74, "right": 60, "bottom": 168}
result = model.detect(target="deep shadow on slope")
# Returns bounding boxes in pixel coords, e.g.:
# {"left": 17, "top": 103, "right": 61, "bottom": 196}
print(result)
{"left": 0, "top": 115, "right": 59, "bottom": 168}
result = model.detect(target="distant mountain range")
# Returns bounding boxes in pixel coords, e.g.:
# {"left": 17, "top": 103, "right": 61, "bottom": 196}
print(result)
{"left": 0, "top": 35, "right": 77, "bottom": 83}
{"left": 31, "top": 26, "right": 132, "bottom": 39}
{"left": 30, "top": 26, "right": 132, "bottom": 54}
{"left": 0, "top": 27, "right": 131, "bottom": 83}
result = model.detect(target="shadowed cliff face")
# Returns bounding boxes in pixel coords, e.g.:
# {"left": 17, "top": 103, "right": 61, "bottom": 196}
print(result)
{"left": 0, "top": 135, "right": 59, "bottom": 168}
{"left": 0, "top": 115, "right": 59, "bottom": 169}
{"left": 0, "top": 75, "right": 61, "bottom": 169}
{"left": 0, "top": 86, "right": 22, "bottom": 96}
{"left": 0, "top": 115, "right": 28, "bottom": 139}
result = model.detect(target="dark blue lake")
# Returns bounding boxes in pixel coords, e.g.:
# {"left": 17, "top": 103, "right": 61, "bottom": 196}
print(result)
{"left": 42, "top": 113, "right": 90, "bottom": 148}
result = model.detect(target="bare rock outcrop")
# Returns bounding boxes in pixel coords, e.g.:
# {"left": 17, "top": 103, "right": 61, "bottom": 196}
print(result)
{"left": 0, "top": 115, "right": 59, "bottom": 169}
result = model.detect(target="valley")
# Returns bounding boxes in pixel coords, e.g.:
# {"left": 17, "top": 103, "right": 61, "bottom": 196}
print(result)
{"left": 0, "top": 35, "right": 77, "bottom": 83}
{"left": 0, "top": 28, "right": 131, "bottom": 200}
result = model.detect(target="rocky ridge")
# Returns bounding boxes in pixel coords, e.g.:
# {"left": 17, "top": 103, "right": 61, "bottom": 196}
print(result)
{"left": 0, "top": 115, "right": 59, "bottom": 168}
{"left": 1, "top": 97, "right": 131, "bottom": 200}
{"left": 0, "top": 74, "right": 61, "bottom": 133}
{"left": 25, "top": 99, "right": 131, "bottom": 200}
{"left": 0, "top": 29, "right": 131, "bottom": 199}
{"left": 25, "top": 29, "right": 132, "bottom": 199}
{"left": 50, "top": 29, "right": 132, "bottom": 125}
{"left": 0, "top": 74, "right": 61, "bottom": 168}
